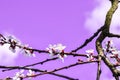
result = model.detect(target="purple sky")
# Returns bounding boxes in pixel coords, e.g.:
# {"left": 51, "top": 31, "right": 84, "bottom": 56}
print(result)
{"left": 0, "top": 0, "right": 118, "bottom": 80}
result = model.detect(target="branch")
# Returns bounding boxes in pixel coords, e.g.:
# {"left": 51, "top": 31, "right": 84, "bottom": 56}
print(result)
{"left": 71, "top": 26, "right": 104, "bottom": 52}
{"left": 96, "top": 56, "right": 102, "bottom": 80}
{"left": 0, "top": 65, "right": 77, "bottom": 80}
{"left": 51, "top": 60, "right": 98, "bottom": 72}
{"left": 2, "top": 57, "right": 58, "bottom": 72}
{"left": 114, "top": 76, "right": 119, "bottom": 80}
{"left": 95, "top": 0, "right": 119, "bottom": 80}
{"left": 0, "top": 34, "right": 99, "bottom": 59}
{"left": 34, "top": 60, "right": 98, "bottom": 77}
{"left": 108, "top": 33, "right": 120, "bottom": 38}
{"left": 66, "top": 52, "right": 98, "bottom": 59}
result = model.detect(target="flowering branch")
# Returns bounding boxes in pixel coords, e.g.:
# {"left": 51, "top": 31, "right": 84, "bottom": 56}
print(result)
{"left": 0, "top": 0, "right": 120, "bottom": 80}
{"left": 22, "top": 60, "right": 98, "bottom": 78}
{"left": 0, "top": 65, "right": 77, "bottom": 80}
{"left": 95, "top": 0, "right": 119, "bottom": 80}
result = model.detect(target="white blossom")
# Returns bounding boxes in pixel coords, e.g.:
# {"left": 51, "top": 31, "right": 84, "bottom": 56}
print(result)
{"left": 27, "top": 70, "right": 35, "bottom": 77}
{"left": 20, "top": 45, "right": 35, "bottom": 57}
{"left": 46, "top": 44, "right": 56, "bottom": 55}
{"left": 12, "top": 70, "right": 24, "bottom": 80}
{"left": 22, "top": 49, "right": 35, "bottom": 57}
{"left": 86, "top": 49, "right": 94, "bottom": 61}
{"left": 103, "top": 40, "right": 115, "bottom": 53}
{"left": 5, "top": 35, "right": 21, "bottom": 53}
{"left": 103, "top": 40, "right": 120, "bottom": 64}
{"left": 54, "top": 44, "right": 66, "bottom": 52}
{"left": 86, "top": 49, "right": 94, "bottom": 54}
{"left": 46, "top": 43, "right": 67, "bottom": 62}
{"left": 9, "top": 46, "right": 16, "bottom": 53}
{"left": 58, "top": 54, "right": 67, "bottom": 62}
{"left": 6, "top": 35, "right": 20, "bottom": 45}
{"left": 46, "top": 43, "right": 66, "bottom": 55}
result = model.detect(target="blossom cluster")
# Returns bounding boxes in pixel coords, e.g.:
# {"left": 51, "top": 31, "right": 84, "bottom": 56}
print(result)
{"left": 0, "top": 34, "right": 35, "bottom": 57}
{"left": 103, "top": 40, "right": 120, "bottom": 65}
{"left": 12, "top": 70, "right": 35, "bottom": 80}
{"left": 0, "top": 34, "right": 68, "bottom": 60}
{"left": 103, "top": 40, "right": 115, "bottom": 54}
{"left": 3, "top": 34, "right": 120, "bottom": 80}
{"left": 77, "top": 49, "right": 95, "bottom": 63}
{"left": 86, "top": 49, "right": 95, "bottom": 61}
{"left": 46, "top": 44, "right": 67, "bottom": 62}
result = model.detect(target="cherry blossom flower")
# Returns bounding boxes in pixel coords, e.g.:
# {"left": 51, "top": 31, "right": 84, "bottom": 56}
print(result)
{"left": 46, "top": 44, "right": 67, "bottom": 62}
{"left": 103, "top": 40, "right": 120, "bottom": 64}
{"left": 55, "top": 44, "right": 66, "bottom": 52}
{"left": 27, "top": 70, "right": 35, "bottom": 77}
{"left": 20, "top": 45, "right": 35, "bottom": 57}
{"left": 12, "top": 70, "right": 25, "bottom": 80}
{"left": 46, "top": 44, "right": 66, "bottom": 55}
{"left": 86, "top": 49, "right": 94, "bottom": 61}
{"left": 103, "top": 40, "right": 115, "bottom": 53}
{"left": 0, "top": 34, "right": 5, "bottom": 45}
{"left": 6, "top": 35, "right": 20, "bottom": 44}
{"left": 5, "top": 35, "right": 21, "bottom": 53}
{"left": 111, "top": 50, "right": 120, "bottom": 64}
{"left": 58, "top": 53, "right": 67, "bottom": 62}
{"left": 46, "top": 44, "right": 57, "bottom": 56}
{"left": 21, "top": 49, "right": 35, "bottom": 57}
{"left": 86, "top": 49, "right": 94, "bottom": 54}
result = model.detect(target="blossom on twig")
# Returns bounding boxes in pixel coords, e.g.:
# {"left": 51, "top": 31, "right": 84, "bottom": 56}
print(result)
{"left": 12, "top": 70, "right": 25, "bottom": 80}
{"left": 110, "top": 50, "right": 120, "bottom": 64}
{"left": 58, "top": 53, "right": 67, "bottom": 62}
{"left": 0, "top": 34, "right": 5, "bottom": 45}
{"left": 103, "top": 40, "right": 115, "bottom": 53}
{"left": 86, "top": 49, "right": 94, "bottom": 61}
{"left": 103, "top": 40, "right": 120, "bottom": 65}
{"left": 20, "top": 45, "right": 35, "bottom": 57}
{"left": 46, "top": 44, "right": 66, "bottom": 54}
{"left": 6, "top": 35, "right": 20, "bottom": 53}
{"left": 46, "top": 44, "right": 67, "bottom": 62}
{"left": 27, "top": 69, "right": 36, "bottom": 78}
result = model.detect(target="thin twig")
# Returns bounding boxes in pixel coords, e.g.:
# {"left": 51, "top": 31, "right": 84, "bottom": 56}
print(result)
{"left": 33, "top": 60, "right": 98, "bottom": 77}
{"left": 71, "top": 26, "right": 104, "bottom": 52}
{"left": 2, "top": 57, "right": 58, "bottom": 72}
{"left": 0, "top": 65, "right": 77, "bottom": 80}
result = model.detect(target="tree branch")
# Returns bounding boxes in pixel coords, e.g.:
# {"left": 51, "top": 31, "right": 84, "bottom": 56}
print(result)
{"left": 96, "top": 56, "right": 102, "bottom": 80}
{"left": 0, "top": 65, "right": 77, "bottom": 80}
{"left": 108, "top": 33, "right": 120, "bottom": 38}
{"left": 2, "top": 57, "right": 58, "bottom": 72}
{"left": 33, "top": 60, "right": 98, "bottom": 77}
{"left": 95, "top": 0, "right": 119, "bottom": 80}
{"left": 71, "top": 26, "right": 104, "bottom": 52}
